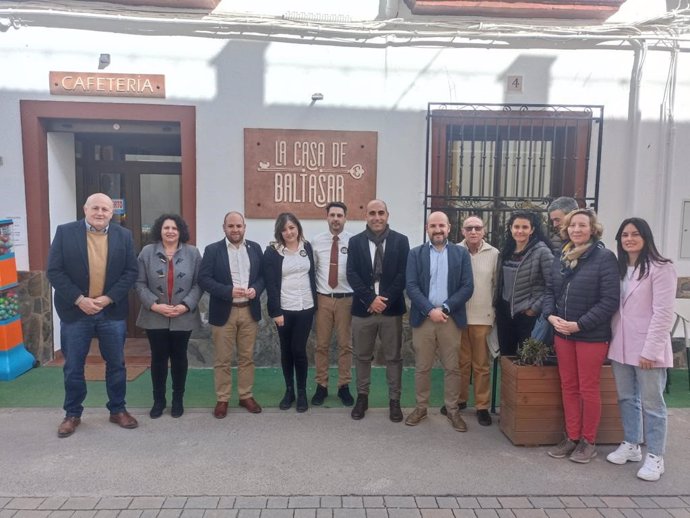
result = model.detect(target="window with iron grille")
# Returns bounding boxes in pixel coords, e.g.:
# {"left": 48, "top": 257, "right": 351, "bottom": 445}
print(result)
{"left": 425, "top": 103, "right": 603, "bottom": 248}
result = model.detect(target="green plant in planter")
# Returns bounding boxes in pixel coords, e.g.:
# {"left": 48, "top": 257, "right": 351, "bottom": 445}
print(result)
{"left": 517, "top": 337, "right": 554, "bottom": 366}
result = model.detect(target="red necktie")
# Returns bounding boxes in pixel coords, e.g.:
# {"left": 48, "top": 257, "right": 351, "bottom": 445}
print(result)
{"left": 328, "top": 235, "right": 339, "bottom": 289}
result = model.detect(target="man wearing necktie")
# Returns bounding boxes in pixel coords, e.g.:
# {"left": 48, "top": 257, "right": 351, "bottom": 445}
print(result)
{"left": 346, "top": 199, "right": 410, "bottom": 422}
{"left": 311, "top": 202, "right": 355, "bottom": 407}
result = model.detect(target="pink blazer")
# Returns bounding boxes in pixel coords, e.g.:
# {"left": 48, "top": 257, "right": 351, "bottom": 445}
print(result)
{"left": 609, "top": 261, "right": 677, "bottom": 368}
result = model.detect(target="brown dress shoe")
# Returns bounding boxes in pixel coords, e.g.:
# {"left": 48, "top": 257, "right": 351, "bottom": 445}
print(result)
{"left": 239, "top": 397, "right": 262, "bottom": 414}
{"left": 213, "top": 401, "right": 228, "bottom": 419}
{"left": 109, "top": 411, "right": 138, "bottom": 429}
{"left": 57, "top": 416, "right": 81, "bottom": 438}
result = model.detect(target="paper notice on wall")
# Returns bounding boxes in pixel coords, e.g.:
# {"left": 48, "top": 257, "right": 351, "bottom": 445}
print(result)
{"left": 1, "top": 216, "right": 25, "bottom": 246}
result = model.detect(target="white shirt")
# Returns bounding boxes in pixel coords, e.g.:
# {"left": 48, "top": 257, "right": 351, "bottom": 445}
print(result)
{"left": 368, "top": 238, "right": 386, "bottom": 295}
{"left": 311, "top": 230, "right": 353, "bottom": 294}
{"left": 280, "top": 244, "right": 314, "bottom": 311}
{"left": 226, "top": 238, "right": 250, "bottom": 303}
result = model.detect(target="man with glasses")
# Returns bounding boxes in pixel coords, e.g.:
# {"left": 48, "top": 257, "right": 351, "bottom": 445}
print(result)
{"left": 449, "top": 215, "right": 499, "bottom": 426}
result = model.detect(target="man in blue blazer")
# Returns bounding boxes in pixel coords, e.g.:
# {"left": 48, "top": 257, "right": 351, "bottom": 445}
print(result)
{"left": 405, "top": 211, "right": 474, "bottom": 432}
{"left": 47, "top": 193, "right": 138, "bottom": 438}
{"left": 198, "top": 211, "right": 265, "bottom": 418}
{"left": 346, "top": 199, "right": 410, "bottom": 422}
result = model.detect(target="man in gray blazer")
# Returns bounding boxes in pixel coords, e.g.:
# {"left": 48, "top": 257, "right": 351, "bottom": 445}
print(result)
{"left": 198, "top": 212, "right": 265, "bottom": 418}
{"left": 405, "top": 211, "right": 474, "bottom": 432}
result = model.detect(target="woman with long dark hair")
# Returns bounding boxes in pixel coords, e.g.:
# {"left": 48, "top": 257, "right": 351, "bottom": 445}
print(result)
{"left": 495, "top": 210, "right": 553, "bottom": 356}
{"left": 543, "top": 208, "right": 619, "bottom": 463}
{"left": 263, "top": 212, "right": 317, "bottom": 412}
{"left": 136, "top": 214, "right": 202, "bottom": 418}
{"left": 606, "top": 218, "right": 676, "bottom": 481}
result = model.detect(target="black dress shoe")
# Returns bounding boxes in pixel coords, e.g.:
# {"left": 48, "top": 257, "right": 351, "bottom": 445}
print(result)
{"left": 296, "top": 389, "right": 308, "bottom": 413}
{"left": 477, "top": 409, "right": 492, "bottom": 426}
{"left": 351, "top": 394, "right": 368, "bottom": 420}
{"left": 279, "top": 389, "right": 296, "bottom": 410}
{"left": 149, "top": 400, "right": 166, "bottom": 419}
{"left": 389, "top": 399, "right": 403, "bottom": 423}
{"left": 337, "top": 384, "right": 354, "bottom": 406}
{"left": 311, "top": 385, "right": 328, "bottom": 406}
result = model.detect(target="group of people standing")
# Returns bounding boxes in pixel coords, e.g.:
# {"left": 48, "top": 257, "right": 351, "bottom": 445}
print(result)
{"left": 47, "top": 193, "right": 677, "bottom": 482}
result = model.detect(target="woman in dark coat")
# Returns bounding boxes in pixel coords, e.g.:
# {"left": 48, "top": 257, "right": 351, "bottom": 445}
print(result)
{"left": 543, "top": 208, "right": 619, "bottom": 463}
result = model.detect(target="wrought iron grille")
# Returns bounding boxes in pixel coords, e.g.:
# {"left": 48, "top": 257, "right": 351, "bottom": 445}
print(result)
{"left": 425, "top": 103, "right": 604, "bottom": 248}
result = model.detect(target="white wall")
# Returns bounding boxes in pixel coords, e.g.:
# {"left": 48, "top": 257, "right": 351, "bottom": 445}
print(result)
{"left": 0, "top": 24, "right": 688, "bottom": 279}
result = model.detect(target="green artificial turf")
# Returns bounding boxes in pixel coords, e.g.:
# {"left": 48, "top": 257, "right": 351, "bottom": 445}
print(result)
{"left": 1, "top": 365, "right": 689, "bottom": 409}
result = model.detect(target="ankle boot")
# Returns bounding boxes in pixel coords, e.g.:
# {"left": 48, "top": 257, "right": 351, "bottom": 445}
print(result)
{"left": 296, "top": 389, "right": 308, "bottom": 413}
{"left": 351, "top": 394, "right": 368, "bottom": 420}
{"left": 279, "top": 387, "right": 296, "bottom": 410}
{"left": 149, "top": 397, "right": 166, "bottom": 419}
{"left": 171, "top": 392, "right": 184, "bottom": 418}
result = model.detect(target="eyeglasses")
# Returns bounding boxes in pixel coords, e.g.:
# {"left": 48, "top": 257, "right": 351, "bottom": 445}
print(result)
{"left": 463, "top": 226, "right": 483, "bottom": 232}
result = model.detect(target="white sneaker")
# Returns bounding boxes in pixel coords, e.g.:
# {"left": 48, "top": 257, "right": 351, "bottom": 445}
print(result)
{"left": 606, "top": 441, "right": 642, "bottom": 465}
{"left": 637, "top": 453, "right": 665, "bottom": 481}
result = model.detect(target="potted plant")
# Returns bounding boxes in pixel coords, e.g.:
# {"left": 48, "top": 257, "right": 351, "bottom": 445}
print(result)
{"left": 499, "top": 338, "right": 622, "bottom": 446}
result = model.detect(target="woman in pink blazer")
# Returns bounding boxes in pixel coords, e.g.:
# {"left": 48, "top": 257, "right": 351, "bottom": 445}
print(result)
{"left": 607, "top": 218, "right": 677, "bottom": 482}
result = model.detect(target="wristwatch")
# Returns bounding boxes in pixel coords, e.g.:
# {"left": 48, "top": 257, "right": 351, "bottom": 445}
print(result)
{"left": 441, "top": 306, "right": 450, "bottom": 316}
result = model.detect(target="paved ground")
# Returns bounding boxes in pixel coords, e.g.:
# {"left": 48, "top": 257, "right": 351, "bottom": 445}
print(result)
{"left": 2, "top": 407, "right": 690, "bottom": 517}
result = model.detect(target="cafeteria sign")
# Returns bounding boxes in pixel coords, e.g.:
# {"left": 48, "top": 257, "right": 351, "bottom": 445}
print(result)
{"left": 244, "top": 128, "right": 377, "bottom": 219}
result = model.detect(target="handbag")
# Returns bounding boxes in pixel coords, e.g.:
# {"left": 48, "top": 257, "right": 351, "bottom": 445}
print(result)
{"left": 530, "top": 313, "right": 554, "bottom": 345}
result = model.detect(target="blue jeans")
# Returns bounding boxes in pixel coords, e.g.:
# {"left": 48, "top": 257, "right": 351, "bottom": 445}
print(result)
{"left": 61, "top": 313, "right": 127, "bottom": 417}
{"left": 611, "top": 360, "right": 668, "bottom": 456}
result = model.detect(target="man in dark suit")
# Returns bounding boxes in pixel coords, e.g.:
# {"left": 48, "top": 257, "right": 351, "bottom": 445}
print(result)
{"left": 198, "top": 211, "right": 265, "bottom": 418}
{"left": 405, "top": 211, "right": 474, "bottom": 432}
{"left": 346, "top": 199, "right": 409, "bottom": 422}
{"left": 47, "top": 193, "right": 138, "bottom": 438}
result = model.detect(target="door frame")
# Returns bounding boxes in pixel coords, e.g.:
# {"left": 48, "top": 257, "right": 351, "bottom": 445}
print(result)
{"left": 20, "top": 100, "right": 197, "bottom": 270}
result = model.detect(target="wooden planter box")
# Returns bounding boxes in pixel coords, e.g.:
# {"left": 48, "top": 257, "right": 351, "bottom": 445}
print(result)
{"left": 499, "top": 356, "right": 623, "bottom": 446}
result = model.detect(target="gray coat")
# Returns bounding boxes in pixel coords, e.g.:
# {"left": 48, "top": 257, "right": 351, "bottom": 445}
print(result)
{"left": 498, "top": 240, "right": 553, "bottom": 317}
{"left": 135, "top": 242, "right": 202, "bottom": 331}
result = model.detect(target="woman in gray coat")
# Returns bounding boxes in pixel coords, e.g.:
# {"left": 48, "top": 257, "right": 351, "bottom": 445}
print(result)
{"left": 136, "top": 214, "right": 202, "bottom": 419}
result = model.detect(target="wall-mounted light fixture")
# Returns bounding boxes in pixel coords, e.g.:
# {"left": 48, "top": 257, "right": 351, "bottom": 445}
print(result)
{"left": 311, "top": 93, "right": 324, "bottom": 102}
{"left": 98, "top": 53, "right": 111, "bottom": 70}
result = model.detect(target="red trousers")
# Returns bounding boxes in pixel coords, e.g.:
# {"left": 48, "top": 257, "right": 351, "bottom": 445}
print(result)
{"left": 554, "top": 335, "right": 609, "bottom": 443}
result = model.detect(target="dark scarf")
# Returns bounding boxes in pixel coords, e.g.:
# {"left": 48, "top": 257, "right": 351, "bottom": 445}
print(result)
{"left": 365, "top": 225, "right": 390, "bottom": 283}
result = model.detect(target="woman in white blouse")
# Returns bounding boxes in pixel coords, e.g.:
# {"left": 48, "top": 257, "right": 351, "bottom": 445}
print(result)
{"left": 263, "top": 213, "right": 317, "bottom": 412}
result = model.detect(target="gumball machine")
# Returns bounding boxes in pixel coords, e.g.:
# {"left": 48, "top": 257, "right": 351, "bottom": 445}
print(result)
{"left": 0, "top": 219, "right": 35, "bottom": 380}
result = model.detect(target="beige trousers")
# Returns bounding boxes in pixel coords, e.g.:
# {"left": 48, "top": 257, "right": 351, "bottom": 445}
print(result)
{"left": 459, "top": 324, "right": 492, "bottom": 410}
{"left": 314, "top": 294, "right": 353, "bottom": 388}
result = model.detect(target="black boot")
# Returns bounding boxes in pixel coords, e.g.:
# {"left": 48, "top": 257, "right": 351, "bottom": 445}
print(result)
{"left": 337, "top": 384, "right": 354, "bottom": 406}
{"left": 149, "top": 397, "right": 166, "bottom": 419}
{"left": 279, "top": 387, "right": 296, "bottom": 410}
{"left": 351, "top": 394, "right": 368, "bottom": 420}
{"left": 171, "top": 391, "right": 184, "bottom": 418}
{"left": 311, "top": 384, "right": 328, "bottom": 406}
{"left": 389, "top": 399, "right": 403, "bottom": 423}
{"left": 296, "top": 389, "right": 309, "bottom": 413}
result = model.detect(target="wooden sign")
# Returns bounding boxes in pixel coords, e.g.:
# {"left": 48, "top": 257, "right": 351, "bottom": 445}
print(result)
{"left": 49, "top": 72, "right": 165, "bottom": 98}
{"left": 244, "top": 128, "right": 377, "bottom": 219}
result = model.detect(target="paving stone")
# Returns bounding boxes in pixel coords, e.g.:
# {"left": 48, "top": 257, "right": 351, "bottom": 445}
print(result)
{"left": 47, "top": 512, "right": 73, "bottom": 518}
{"left": 558, "top": 500, "right": 586, "bottom": 510}
{"left": 565, "top": 509, "right": 603, "bottom": 518}
{"left": 117, "top": 511, "right": 142, "bottom": 518}
{"left": 601, "top": 500, "right": 636, "bottom": 510}
{"left": 580, "top": 499, "right": 605, "bottom": 509}
{"left": 667, "top": 510, "right": 690, "bottom": 518}
{"left": 319, "top": 498, "right": 340, "bottom": 509}
{"left": 598, "top": 510, "right": 625, "bottom": 518}
{"left": 362, "top": 498, "right": 384, "bottom": 509}
{"left": 95, "top": 499, "right": 132, "bottom": 511}
{"left": 387, "top": 510, "right": 421, "bottom": 518}
{"left": 631, "top": 500, "right": 659, "bottom": 510}
{"left": 680, "top": 500, "right": 690, "bottom": 508}
{"left": 435, "top": 499, "right": 459, "bottom": 510}
{"left": 158, "top": 510, "right": 183, "bottom": 518}
{"left": 141, "top": 511, "right": 159, "bottom": 518}
{"left": 266, "top": 498, "right": 288, "bottom": 510}
{"left": 455, "top": 500, "right": 479, "bottom": 510}
{"left": 513, "top": 510, "right": 549, "bottom": 518}
{"left": 185, "top": 499, "right": 219, "bottom": 510}
{"left": 39, "top": 499, "right": 68, "bottom": 511}
{"left": 316, "top": 510, "right": 333, "bottom": 518}
{"left": 179, "top": 510, "right": 204, "bottom": 518}
{"left": 652, "top": 500, "right": 687, "bottom": 509}
{"left": 545, "top": 511, "right": 570, "bottom": 518}
{"left": 475, "top": 510, "right": 499, "bottom": 518}
{"left": 234, "top": 499, "right": 266, "bottom": 510}
{"left": 496, "top": 510, "right": 515, "bottom": 518}
{"left": 8, "top": 500, "right": 45, "bottom": 511}
{"left": 218, "top": 499, "right": 236, "bottom": 510}
{"left": 258, "top": 510, "right": 292, "bottom": 518}
{"left": 635, "top": 511, "right": 673, "bottom": 518}
{"left": 163, "top": 499, "right": 188, "bottom": 510}
{"left": 365, "top": 511, "right": 387, "bottom": 518}
{"left": 452, "top": 511, "right": 478, "bottom": 518}
{"left": 71, "top": 512, "right": 96, "bottom": 518}
{"left": 129, "top": 498, "right": 165, "bottom": 510}
{"left": 0, "top": 512, "right": 17, "bottom": 518}
{"left": 420, "top": 510, "right": 454, "bottom": 518}
{"left": 415, "top": 499, "right": 438, "bottom": 509}
{"left": 201, "top": 511, "right": 237, "bottom": 518}
{"left": 334, "top": 510, "right": 365, "bottom": 518}
{"left": 343, "top": 498, "right": 364, "bottom": 509}
{"left": 62, "top": 500, "right": 98, "bottom": 511}
{"left": 529, "top": 498, "right": 564, "bottom": 510}
{"left": 477, "top": 500, "right": 501, "bottom": 510}
{"left": 385, "top": 498, "right": 417, "bottom": 509}
{"left": 236, "top": 512, "right": 260, "bottom": 518}
{"left": 294, "top": 510, "right": 317, "bottom": 518}
{"left": 619, "top": 510, "right": 642, "bottom": 518}
{"left": 498, "top": 498, "right": 532, "bottom": 510}
{"left": 0, "top": 501, "right": 11, "bottom": 510}
{"left": 289, "top": 497, "right": 320, "bottom": 509}
{"left": 13, "top": 513, "right": 51, "bottom": 518}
